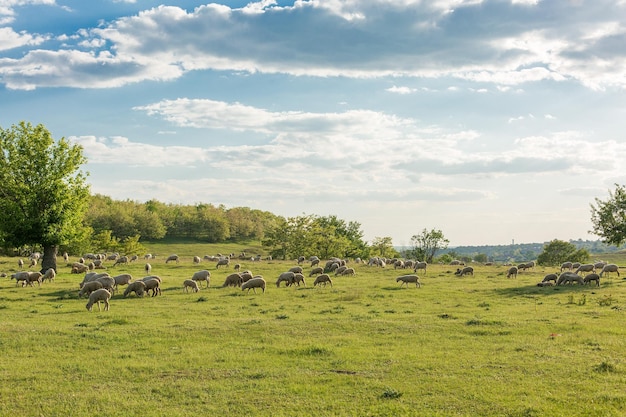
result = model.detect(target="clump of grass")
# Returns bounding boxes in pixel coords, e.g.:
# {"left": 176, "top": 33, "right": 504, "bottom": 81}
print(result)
{"left": 0, "top": 305, "right": 8, "bottom": 310}
{"left": 478, "top": 302, "right": 490, "bottom": 308}
{"left": 196, "top": 296, "right": 208, "bottom": 302}
{"left": 593, "top": 360, "right": 617, "bottom": 373}
{"left": 275, "top": 314, "right": 288, "bottom": 320}
{"left": 381, "top": 387, "right": 403, "bottom": 399}
{"left": 297, "top": 346, "right": 331, "bottom": 356}
{"left": 598, "top": 295, "right": 616, "bottom": 306}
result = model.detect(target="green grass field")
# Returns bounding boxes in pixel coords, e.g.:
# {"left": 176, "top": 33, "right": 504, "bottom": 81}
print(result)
{"left": 1, "top": 248, "right": 625, "bottom": 416}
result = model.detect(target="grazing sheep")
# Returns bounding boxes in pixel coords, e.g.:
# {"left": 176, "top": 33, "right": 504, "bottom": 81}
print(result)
{"left": 276, "top": 271, "right": 295, "bottom": 287}
{"left": 141, "top": 275, "right": 162, "bottom": 283}
{"left": 17, "top": 259, "right": 24, "bottom": 269}
{"left": 594, "top": 261, "right": 607, "bottom": 270}
{"left": 144, "top": 263, "right": 152, "bottom": 274}
{"left": 455, "top": 266, "right": 474, "bottom": 277}
{"left": 29, "top": 258, "right": 37, "bottom": 268}
{"left": 191, "top": 270, "right": 211, "bottom": 288}
{"left": 394, "top": 260, "right": 405, "bottom": 269}
{"left": 144, "top": 254, "right": 153, "bottom": 260}
{"left": 575, "top": 264, "right": 595, "bottom": 275}
{"left": 215, "top": 258, "right": 230, "bottom": 269}
{"left": 112, "top": 274, "right": 133, "bottom": 291}
{"left": 129, "top": 255, "right": 139, "bottom": 263}
{"left": 571, "top": 262, "right": 581, "bottom": 270}
{"left": 313, "top": 274, "right": 333, "bottom": 287}
{"left": 396, "top": 274, "right": 421, "bottom": 288}
{"left": 241, "top": 276, "right": 266, "bottom": 294}
{"left": 193, "top": 256, "right": 201, "bottom": 264}
{"left": 340, "top": 267, "right": 356, "bottom": 276}
{"left": 124, "top": 281, "right": 146, "bottom": 298}
{"left": 289, "top": 273, "right": 306, "bottom": 287}
{"left": 234, "top": 263, "right": 241, "bottom": 272}
{"left": 183, "top": 279, "right": 200, "bottom": 293}
{"left": 297, "top": 256, "right": 306, "bottom": 264}
{"left": 309, "top": 267, "right": 324, "bottom": 277}
{"left": 80, "top": 272, "right": 110, "bottom": 288}
{"left": 86, "top": 289, "right": 111, "bottom": 312}
{"left": 560, "top": 262, "right": 573, "bottom": 272}
{"left": 165, "top": 254, "right": 179, "bottom": 264}
{"left": 599, "top": 263, "right": 620, "bottom": 278}
{"left": 583, "top": 273, "right": 600, "bottom": 287}
{"left": 413, "top": 261, "right": 427, "bottom": 275}
{"left": 23, "top": 271, "right": 43, "bottom": 287}
{"left": 222, "top": 273, "right": 243, "bottom": 288}
{"left": 506, "top": 266, "right": 518, "bottom": 279}
{"left": 11, "top": 271, "right": 29, "bottom": 286}
{"left": 79, "top": 281, "right": 103, "bottom": 298}
{"left": 42, "top": 268, "right": 56, "bottom": 283}
{"left": 536, "top": 281, "right": 555, "bottom": 287}
{"left": 63, "top": 252, "right": 69, "bottom": 262}
{"left": 95, "top": 276, "right": 116, "bottom": 294}
{"left": 143, "top": 278, "right": 161, "bottom": 297}
{"left": 311, "top": 258, "right": 320, "bottom": 267}
{"left": 288, "top": 266, "right": 303, "bottom": 274}
{"left": 541, "top": 273, "right": 559, "bottom": 284}
{"left": 113, "top": 256, "right": 129, "bottom": 267}
{"left": 240, "top": 270, "right": 254, "bottom": 282}
{"left": 334, "top": 265, "right": 347, "bottom": 276}
{"left": 71, "top": 263, "right": 89, "bottom": 274}
{"left": 557, "top": 272, "right": 584, "bottom": 285}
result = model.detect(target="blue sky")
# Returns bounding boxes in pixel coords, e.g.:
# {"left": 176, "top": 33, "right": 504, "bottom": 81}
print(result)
{"left": 1, "top": 0, "right": 625, "bottom": 247}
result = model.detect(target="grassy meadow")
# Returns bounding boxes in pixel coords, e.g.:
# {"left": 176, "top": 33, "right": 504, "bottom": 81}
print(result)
{"left": 1, "top": 245, "right": 625, "bottom": 416}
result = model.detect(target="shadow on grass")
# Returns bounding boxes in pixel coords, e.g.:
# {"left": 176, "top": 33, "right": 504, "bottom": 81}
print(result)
{"left": 490, "top": 283, "right": 596, "bottom": 298}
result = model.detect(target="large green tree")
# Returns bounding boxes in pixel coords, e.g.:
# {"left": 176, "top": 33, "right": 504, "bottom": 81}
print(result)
{"left": 590, "top": 184, "right": 626, "bottom": 246}
{"left": 0, "top": 122, "right": 90, "bottom": 271}
{"left": 410, "top": 228, "right": 449, "bottom": 263}
{"left": 536, "top": 239, "right": 589, "bottom": 266}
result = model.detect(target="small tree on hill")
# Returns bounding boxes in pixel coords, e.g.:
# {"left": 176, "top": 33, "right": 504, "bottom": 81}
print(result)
{"left": 0, "top": 122, "right": 90, "bottom": 272}
{"left": 590, "top": 184, "right": 626, "bottom": 246}
{"left": 410, "top": 228, "right": 449, "bottom": 263}
{"left": 536, "top": 239, "right": 589, "bottom": 266}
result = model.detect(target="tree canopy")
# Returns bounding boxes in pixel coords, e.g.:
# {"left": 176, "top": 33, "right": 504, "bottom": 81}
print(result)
{"left": 409, "top": 228, "right": 449, "bottom": 263}
{"left": 590, "top": 184, "right": 626, "bottom": 246}
{"left": 536, "top": 239, "right": 589, "bottom": 266}
{"left": 0, "top": 122, "right": 90, "bottom": 270}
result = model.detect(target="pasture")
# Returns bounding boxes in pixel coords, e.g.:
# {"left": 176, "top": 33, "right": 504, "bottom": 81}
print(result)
{"left": 1, "top": 250, "right": 625, "bottom": 416}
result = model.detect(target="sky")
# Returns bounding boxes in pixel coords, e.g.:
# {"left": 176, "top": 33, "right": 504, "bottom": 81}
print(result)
{"left": 1, "top": 0, "right": 625, "bottom": 247}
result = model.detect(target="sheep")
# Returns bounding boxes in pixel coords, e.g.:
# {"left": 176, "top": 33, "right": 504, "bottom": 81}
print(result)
{"left": 86, "top": 289, "right": 111, "bottom": 311}
{"left": 276, "top": 271, "right": 295, "bottom": 287}
{"left": 144, "top": 263, "right": 152, "bottom": 274}
{"left": 112, "top": 256, "right": 129, "bottom": 267}
{"left": 222, "top": 273, "right": 243, "bottom": 287}
{"left": 71, "top": 263, "right": 89, "bottom": 274}
{"left": 143, "top": 278, "right": 161, "bottom": 297}
{"left": 191, "top": 270, "right": 211, "bottom": 288}
{"left": 583, "top": 273, "right": 600, "bottom": 287}
{"left": 144, "top": 254, "right": 153, "bottom": 260}
{"left": 215, "top": 258, "right": 230, "bottom": 269}
{"left": 288, "top": 266, "right": 303, "bottom": 274}
{"left": 124, "top": 281, "right": 146, "bottom": 298}
{"left": 106, "top": 253, "right": 119, "bottom": 261}
{"left": 536, "top": 281, "right": 555, "bottom": 287}
{"left": 599, "top": 263, "right": 620, "bottom": 278}
{"left": 11, "top": 271, "right": 30, "bottom": 286}
{"left": 193, "top": 256, "right": 201, "bottom": 264}
{"left": 334, "top": 265, "right": 347, "bottom": 276}
{"left": 112, "top": 274, "right": 133, "bottom": 291}
{"left": 80, "top": 272, "right": 110, "bottom": 289}
{"left": 23, "top": 271, "right": 43, "bottom": 287}
{"left": 141, "top": 275, "right": 162, "bottom": 284}
{"left": 340, "top": 267, "right": 356, "bottom": 276}
{"left": 541, "top": 273, "right": 559, "bottom": 284}
{"left": 297, "top": 256, "right": 306, "bottom": 264}
{"left": 289, "top": 273, "right": 306, "bottom": 287}
{"left": 165, "top": 254, "right": 179, "bottom": 264}
{"left": 313, "top": 274, "right": 333, "bottom": 287}
{"left": 309, "top": 267, "right": 324, "bottom": 277}
{"left": 240, "top": 270, "right": 254, "bottom": 282}
{"left": 575, "top": 264, "right": 595, "bottom": 275}
{"left": 234, "top": 263, "right": 241, "bottom": 272}
{"left": 413, "top": 261, "right": 427, "bottom": 275}
{"left": 557, "top": 272, "right": 584, "bottom": 285}
{"left": 455, "top": 266, "right": 474, "bottom": 277}
{"left": 560, "top": 262, "right": 573, "bottom": 272}
{"left": 394, "top": 260, "right": 405, "bottom": 269}
{"left": 396, "top": 274, "right": 421, "bottom": 288}
{"left": 506, "top": 266, "right": 518, "bottom": 279}
{"left": 29, "top": 258, "right": 37, "bottom": 268}
{"left": 183, "top": 279, "right": 200, "bottom": 293}
{"left": 310, "top": 258, "right": 320, "bottom": 267}
{"left": 95, "top": 276, "right": 116, "bottom": 294}
{"left": 241, "top": 276, "right": 266, "bottom": 294}
{"left": 42, "top": 268, "right": 56, "bottom": 283}
{"left": 594, "top": 261, "right": 607, "bottom": 270}
{"left": 79, "top": 281, "right": 103, "bottom": 298}
{"left": 17, "top": 258, "right": 24, "bottom": 269}
{"left": 63, "top": 252, "right": 69, "bottom": 262}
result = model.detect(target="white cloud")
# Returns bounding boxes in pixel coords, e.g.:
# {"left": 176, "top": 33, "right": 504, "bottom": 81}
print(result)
{"left": 386, "top": 85, "right": 416, "bottom": 94}
{"left": 0, "top": 27, "right": 48, "bottom": 51}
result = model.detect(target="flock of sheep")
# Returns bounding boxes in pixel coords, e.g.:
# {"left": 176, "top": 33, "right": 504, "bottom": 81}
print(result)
{"left": 3, "top": 251, "right": 622, "bottom": 312}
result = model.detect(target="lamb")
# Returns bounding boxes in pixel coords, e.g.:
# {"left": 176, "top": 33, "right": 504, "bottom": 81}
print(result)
{"left": 42, "top": 268, "right": 56, "bottom": 283}
{"left": 575, "top": 264, "right": 595, "bottom": 275}
{"left": 191, "top": 270, "right": 211, "bottom": 288}
{"left": 183, "top": 279, "right": 200, "bottom": 293}
{"left": 112, "top": 274, "right": 133, "bottom": 291}
{"left": 309, "top": 267, "right": 324, "bottom": 277}
{"left": 541, "top": 273, "right": 559, "bottom": 284}
{"left": 144, "top": 263, "right": 152, "bottom": 274}
{"left": 165, "top": 254, "right": 179, "bottom": 264}
{"left": 341, "top": 267, "right": 356, "bottom": 276}
{"left": 23, "top": 271, "right": 43, "bottom": 287}
{"left": 599, "top": 263, "right": 620, "bottom": 278}
{"left": 143, "top": 278, "right": 161, "bottom": 297}
{"left": 455, "top": 266, "right": 474, "bottom": 277}
{"left": 17, "top": 258, "right": 24, "bottom": 269}
{"left": 215, "top": 258, "right": 230, "bottom": 269}
{"left": 79, "top": 281, "right": 103, "bottom": 298}
{"left": 506, "top": 266, "right": 518, "bottom": 279}
{"left": 396, "top": 274, "right": 421, "bottom": 288}
{"left": 583, "top": 273, "right": 600, "bottom": 287}
{"left": 313, "top": 274, "right": 333, "bottom": 287}
{"left": 123, "top": 281, "right": 146, "bottom": 298}
{"left": 557, "top": 272, "right": 584, "bottom": 285}
{"left": 233, "top": 263, "right": 241, "bottom": 272}
{"left": 11, "top": 271, "right": 29, "bottom": 286}
{"left": 241, "top": 276, "right": 266, "bottom": 294}
{"left": 86, "top": 288, "right": 111, "bottom": 311}
{"left": 193, "top": 256, "right": 201, "bottom": 264}
{"left": 29, "top": 258, "right": 37, "bottom": 268}
{"left": 276, "top": 271, "right": 295, "bottom": 287}
{"left": 222, "top": 273, "right": 243, "bottom": 287}
{"left": 414, "top": 261, "right": 427, "bottom": 275}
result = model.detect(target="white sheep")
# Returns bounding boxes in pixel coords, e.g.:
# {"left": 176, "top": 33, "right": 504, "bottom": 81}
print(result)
{"left": 541, "top": 273, "right": 558, "bottom": 284}
{"left": 165, "top": 254, "right": 179, "bottom": 264}
{"left": 24, "top": 271, "right": 43, "bottom": 287}
{"left": 79, "top": 281, "right": 103, "bottom": 298}
{"left": 143, "top": 278, "right": 161, "bottom": 297}
{"left": 112, "top": 274, "right": 133, "bottom": 291}
{"left": 334, "top": 265, "right": 347, "bottom": 276}
{"left": 313, "top": 274, "right": 333, "bottom": 287}
{"left": 17, "top": 258, "right": 24, "bottom": 269}
{"left": 124, "top": 281, "right": 146, "bottom": 298}
{"left": 95, "top": 276, "right": 116, "bottom": 294}
{"left": 42, "top": 268, "right": 56, "bottom": 283}
{"left": 599, "top": 263, "right": 620, "bottom": 278}
{"left": 396, "top": 274, "right": 421, "bottom": 288}
{"left": 191, "top": 270, "right": 211, "bottom": 288}
{"left": 288, "top": 273, "right": 306, "bottom": 287}
{"left": 560, "top": 262, "right": 573, "bottom": 272}
{"left": 276, "top": 271, "right": 295, "bottom": 287}
{"left": 241, "top": 276, "right": 266, "bottom": 294}
{"left": 29, "top": 258, "right": 37, "bottom": 268}
{"left": 144, "top": 263, "right": 152, "bottom": 274}
{"left": 193, "top": 256, "right": 201, "bottom": 264}
{"left": 71, "top": 263, "right": 89, "bottom": 274}
{"left": 215, "top": 258, "right": 230, "bottom": 269}
{"left": 289, "top": 266, "right": 304, "bottom": 274}
{"left": 86, "top": 288, "right": 111, "bottom": 311}
{"left": 309, "top": 267, "right": 324, "bottom": 277}
{"left": 340, "top": 267, "right": 356, "bottom": 276}
{"left": 222, "top": 273, "right": 243, "bottom": 287}
{"left": 11, "top": 271, "right": 29, "bottom": 286}
{"left": 413, "top": 261, "right": 427, "bottom": 275}
{"left": 183, "top": 279, "right": 200, "bottom": 293}
{"left": 557, "top": 272, "right": 584, "bottom": 285}
{"left": 506, "top": 266, "right": 518, "bottom": 279}
{"left": 113, "top": 256, "right": 129, "bottom": 267}
{"left": 240, "top": 270, "right": 254, "bottom": 282}
{"left": 455, "top": 266, "right": 474, "bottom": 277}
{"left": 575, "top": 264, "right": 595, "bottom": 275}
{"left": 583, "top": 273, "right": 600, "bottom": 286}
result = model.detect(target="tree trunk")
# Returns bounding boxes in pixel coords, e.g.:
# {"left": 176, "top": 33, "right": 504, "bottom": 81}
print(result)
{"left": 41, "top": 244, "right": 58, "bottom": 273}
